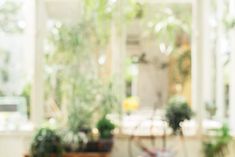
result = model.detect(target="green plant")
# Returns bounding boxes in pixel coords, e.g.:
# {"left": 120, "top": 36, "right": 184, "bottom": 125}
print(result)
{"left": 67, "top": 101, "right": 95, "bottom": 133}
{"left": 62, "top": 129, "right": 88, "bottom": 152}
{"left": 99, "top": 82, "right": 119, "bottom": 115}
{"left": 43, "top": 0, "right": 145, "bottom": 120}
{"left": 203, "top": 124, "right": 231, "bottom": 157}
{"left": 97, "top": 116, "right": 115, "bottom": 139}
{"left": 66, "top": 76, "right": 102, "bottom": 132}
{"left": 140, "top": 4, "right": 191, "bottom": 50}
{"left": 30, "top": 128, "right": 63, "bottom": 157}
{"left": 21, "top": 83, "right": 31, "bottom": 118}
{"left": 165, "top": 96, "right": 193, "bottom": 134}
{"left": 0, "top": 50, "right": 10, "bottom": 92}
{"left": 0, "top": 0, "right": 23, "bottom": 33}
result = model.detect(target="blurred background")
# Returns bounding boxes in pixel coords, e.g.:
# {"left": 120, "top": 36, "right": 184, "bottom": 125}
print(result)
{"left": 0, "top": 0, "right": 235, "bottom": 157}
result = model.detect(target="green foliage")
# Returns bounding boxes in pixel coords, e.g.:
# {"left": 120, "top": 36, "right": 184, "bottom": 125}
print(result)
{"left": 66, "top": 79, "right": 118, "bottom": 133}
{"left": 20, "top": 83, "right": 31, "bottom": 118}
{"left": 0, "top": 0, "right": 24, "bottom": 96}
{"left": 46, "top": 22, "right": 95, "bottom": 65}
{"left": 62, "top": 129, "right": 88, "bottom": 152}
{"left": 45, "top": 18, "right": 120, "bottom": 132}
{"left": 203, "top": 124, "right": 231, "bottom": 157}
{"left": 97, "top": 116, "right": 115, "bottom": 139}
{"left": 83, "top": 0, "right": 114, "bottom": 46}
{"left": 44, "top": 0, "right": 143, "bottom": 133}
{"left": 0, "top": 0, "right": 23, "bottom": 33}
{"left": 45, "top": 21, "right": 102, "bottom": 119}
{"left": 165, "top": 96, "right": 193, "bottom": 134}
{"left": 99, "top": 82, "right": 118, "bottom": 115}
{"left": 30, "top": 128, "right": 63, "bottom": 157}
{"left": 124, "top": 2, "right": 145, "bottom": 19}
{"left": 0, "top": 50, "right": 10, "bottom": 83}
{"left": 66, "top": 77, "right": 101, "bottom": 132}
{"left": 0, "top": 50, "right": 10, "bottom": 95}
{"left": 222, "top": 0, "right": 235, "bottom": 30}
{"left": 141, "top": 4, "right": 191, "bottom": 50}
{"left": 82, "top": 0, "right": 144, "bottom": 44}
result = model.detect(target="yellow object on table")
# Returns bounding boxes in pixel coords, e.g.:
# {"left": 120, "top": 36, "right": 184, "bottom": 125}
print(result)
{"left": 122, "top": 97, "right": 139, "bottom": 113}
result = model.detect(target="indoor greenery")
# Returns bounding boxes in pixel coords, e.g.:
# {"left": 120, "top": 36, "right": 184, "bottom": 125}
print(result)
{"left": 203, "top": 124, "right": 231, "bottom": 157}
{"left": 20, "top": 83, "right": 31, "bottom": 118}
{"left": 30, "top": 127, "right": 63, "bottom": 157}
{"left": 62, "top": 129, "right": 88, "bottom": 152}
{"left": 139, "top": 4, "right": 191, "bottom": 50}
{"left": 44, "top": 1, "right": 191, "bottom": 119}
{"left": 99, "top": 82, "right": 119, "bottom": 116}
{"left": 0, "top": 0, "right": 23, "bottom": 96}
{"left": 0, "top": 50, "right": 10, "bottom": 95}
{"left": 44, "top": 0, "right": 161, "bottom": 109}
{"left": 44, "top": 0, "right": 139, "bottom": 130}
{"left": 44, "top": 0, "right": 121, "bottom": 112}
{"left": 66, "top": 77, "right": 101, "bottom": 132}
{"left": 97, "top": 116, "right": 115, "bottom": 139}
{"left": 165, "top": 96, "right": 193, "bottom": 134}
{"left": 0, "top": 0, "right": 23, "bottom": 33}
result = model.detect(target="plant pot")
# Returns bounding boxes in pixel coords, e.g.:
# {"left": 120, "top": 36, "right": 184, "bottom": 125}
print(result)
{"left": 86, "top": 139, "right": 113, "bottom": 153}
{"left": 86, "top": 141, "right": 100, "bottom": 152}
{"left": 97, "top": 139, "right": 113, "bottom": 152}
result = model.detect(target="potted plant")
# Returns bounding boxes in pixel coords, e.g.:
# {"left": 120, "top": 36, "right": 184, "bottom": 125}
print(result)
{"left": 85, "top": 116, "right": 115, "bottom": 153}
{"left": 96, "top": 116, "right": 115, "bottom": 152}
{"left": 62, "top": 130, "right": 88, "bottom": 152}
{"left": 30, "top": 127, "right": 63, "bottom": 157}
{"left": 164, "top": 96, "right": 193, "bottom": 157}
{"left": 63, "top": 101, "right": 94, "bottom": 153}
{"left": 165, "top": 96, "right": 193, "bottom": 135}
{"left": 202, "top": 124, "right": 231, "bottom": 157}
{"left": 62, "top": 76, "right": 102, "bottom": 153}
{"left": 85, "top": 83, "right": 118, "bottom": 153}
